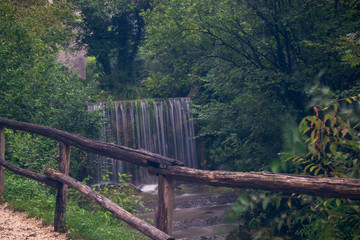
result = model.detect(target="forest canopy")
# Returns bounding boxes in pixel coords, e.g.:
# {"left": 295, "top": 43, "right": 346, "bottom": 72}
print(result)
{"left": 139, "top": 0, "right": 360, "bottom": 171}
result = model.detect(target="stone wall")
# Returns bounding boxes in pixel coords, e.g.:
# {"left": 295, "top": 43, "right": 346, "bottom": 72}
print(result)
{"left": 58, "top": 48, "right": 87, "bottom": 80}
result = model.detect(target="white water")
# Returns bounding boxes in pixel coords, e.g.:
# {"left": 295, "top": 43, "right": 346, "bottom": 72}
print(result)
{"left": 139, "top": 184, "right": 158, "bottom": 194}
{"left": 87, "top": 98, "right": 197, "bottom": 186}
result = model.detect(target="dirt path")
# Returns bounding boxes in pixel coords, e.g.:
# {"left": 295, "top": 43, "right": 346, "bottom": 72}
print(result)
{"left": 0, "top": 203, "right": 69, "bottom": 240}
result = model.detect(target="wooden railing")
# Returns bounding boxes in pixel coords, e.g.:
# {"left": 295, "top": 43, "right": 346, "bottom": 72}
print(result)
{"left": 0, "top": 117, "right": 360, "bottom": 240}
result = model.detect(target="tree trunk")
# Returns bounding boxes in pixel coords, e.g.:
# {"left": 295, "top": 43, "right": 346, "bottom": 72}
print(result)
{"left": 45, "top": 168, "right": 174, "bottom": 240}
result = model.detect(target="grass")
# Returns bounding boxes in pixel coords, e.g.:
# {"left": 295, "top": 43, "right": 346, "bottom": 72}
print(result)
{"left": 1, "top": 171, "right": 148, "bottom": 240}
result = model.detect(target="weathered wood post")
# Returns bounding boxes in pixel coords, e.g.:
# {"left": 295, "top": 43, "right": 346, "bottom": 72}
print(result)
{"left": 54, "top": 142, "right": 71, "bottom": 232}
{"left": 0, "top": 127, "right": 5, "bottom": 197}
{"left": 155, "top": 174, "right": 175, "bottom": 235}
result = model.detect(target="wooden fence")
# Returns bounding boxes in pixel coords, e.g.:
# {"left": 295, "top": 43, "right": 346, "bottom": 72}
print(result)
{"left": 0, "top": 117, "right": 360, "bottom": 240}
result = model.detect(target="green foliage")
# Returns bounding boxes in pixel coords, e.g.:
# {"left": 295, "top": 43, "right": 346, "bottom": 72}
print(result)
{"left": 290, "top": 196, "right": 360, "bottom": 240}
{"left": 1, "top": 0, "right": 104, "bottom": 180}
{"left": 2, "top": 172, "right": 148, "bottom": 240}
{"left": 338, "top": 32, "right": 360, "bottom": 68}
{"left": 0, "top": 0, "right": 103, "bottom": 135}
{"left": 0, "top": 0, "right": 77, "bottom": 55}
{"left": 227, "top": 191, "right": 298, "bottom": 239}
{"left": 66, "top": 173, "right": 150, "bottom": 239}
{"left": 64, "top": 205, "right": 146, "bottom": 240}
{"left": 229, "top": 98, "right": 360, "bottom": 239}
{"left": 287, "top": 98, "right": 360, "bottom": 239}
{"left": 193, "top": 70, "right": 286, "bottom": 171}
{"left": 5, "top": 129, "right": 58, "bottom": 173}
{"left": 2, "top": 172, "right": 57, "bottom": 224}
{"left": 76, "top": 0, "right": 150, "bottom": 98}
{"left": 140, "top": 0, "right": 359, "bottom": 172}
{"left": 140, "top": 0, "right": 209, "bottom": 98}
{"left": 288, "top": 97, "right": 360, "bottom": 178}
{"left": 86, "top": 56, "right": 104, "bottom": 84}
{"left": 142, "top": 72, "right": 192, "bottom": 98}
{"left": 70, "top": 173, "right": 150, "bottom": 215}
{"left": 142, "top": 0, "right": 360, "bottom": 97}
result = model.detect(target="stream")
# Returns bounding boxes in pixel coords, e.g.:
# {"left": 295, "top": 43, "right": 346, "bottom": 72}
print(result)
{"left": 139, "top": 183, "right": 239, "bottom": 240}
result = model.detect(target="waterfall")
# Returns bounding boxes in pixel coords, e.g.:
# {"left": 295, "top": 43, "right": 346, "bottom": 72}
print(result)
{"left": 87, "top": 98, "right": 197, "bottom": 186}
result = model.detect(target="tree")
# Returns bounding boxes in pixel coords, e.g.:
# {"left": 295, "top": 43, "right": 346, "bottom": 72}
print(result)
{"left": 141, "top": 0, "right": 360, "bottom": 171}
{"left": 77, "top": 0, "right": 150, "bottom": 98}
{"left": 0, "top": 0, "right": 103, "bottom": 178}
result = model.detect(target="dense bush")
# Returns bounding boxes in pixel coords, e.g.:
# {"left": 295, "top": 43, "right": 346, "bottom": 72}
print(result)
{"left": 0, "top": 0, "right": 104, "bottom": 179}
{"left": 228, "top": 99, "right": 360, "bottom": 239}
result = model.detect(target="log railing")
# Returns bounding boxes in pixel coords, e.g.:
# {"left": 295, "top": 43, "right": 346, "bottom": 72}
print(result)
{"left": 0, "top": 117, "right": 360, "bottom": 239}
{"left": 0, "top": 127, "right": 6, "bottom": 196}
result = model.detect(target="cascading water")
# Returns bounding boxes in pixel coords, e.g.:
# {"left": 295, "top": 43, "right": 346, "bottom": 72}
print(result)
{"left": 87, "top": 98, "right": 197, "bottom": 186}
{"left": 88, "top": 98, "right": 237, "bottom": 239}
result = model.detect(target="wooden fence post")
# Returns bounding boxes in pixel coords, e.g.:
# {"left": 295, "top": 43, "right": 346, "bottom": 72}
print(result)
{"left": 155, "top": 174, "right": 175, "bottom": 235}
{"left": 0, "top": 127, "right": 5, "bottom": 197}
{"left": 54, "top": 142, "right": 71, "bottom": 232}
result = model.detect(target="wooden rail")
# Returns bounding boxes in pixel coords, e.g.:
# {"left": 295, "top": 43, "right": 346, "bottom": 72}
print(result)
{"left": 148, "top": 166, "right": 360, "bottom": 200}
{"left": 0, "top": 127, "right": 6, "bottom": 196}
{"left": 0, "top": 117, "right": 360, "bottom": 239}
{"left": 0, "top": 158, "right": 173, "bottom": 240}
{"left": 45, "top": 168, "right": 174, "bottom": 240}
{"left": 0, "top": 117, "right": 184, "bottom": 168}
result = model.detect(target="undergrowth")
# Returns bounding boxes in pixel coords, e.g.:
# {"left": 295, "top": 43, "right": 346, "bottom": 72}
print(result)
{"left": 0, "top": 171, "right": 148, "bottom": 240}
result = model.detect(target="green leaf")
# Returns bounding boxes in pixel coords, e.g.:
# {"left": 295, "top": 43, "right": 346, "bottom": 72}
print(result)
{"left": 304, "top": 164, "right": 313, "bottom": 172}
{"left": 239, "top": 195, "right": 249, "bottom": 206}
{"left": 323, "top": 200, "right": 330, "bottom": 208}
{"left": 302, "top": 127, "right": 311, "bottom": 134}
{"left": 336, "top": 198, "right": 341, "bottom": 207}
{"left": 333, "top": 103, "right": 338, "bottom": 113}
{"left": 324, "top": 113, "right": 331, "bottom": 123}
{"left": 277, "top": 219, "right": 283, "bottom": 231}
{"left": 262, "top": 197, "right": 270, "bottom": 210}
{"left": 330, "top": 143, "right": 338, "bottom": 154}
{"left": 333, "top": 127, "right": 338, "bottom": 136}
{"left": 286, "top": 214, "right": 293, "bottom": 226}
{"left": 311, "top": 130, "right": 316, "bottom": 139}
{"left": 276, "top": 197, "right": 281, "bottom": 208}
{"left": 323, "top": 136, "right": 330, "bottom": 147}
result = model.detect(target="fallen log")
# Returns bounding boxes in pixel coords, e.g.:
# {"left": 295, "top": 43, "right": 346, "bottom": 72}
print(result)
{"left": 148, "top": 166, "right": 360, "bottom": 200}
{"left": 0, "top": 117, "right": 184, "bottom": 168}
{"left": 0, "top": 158, "right": 60, "bottom": 189}
{"left": 44, "top": 168, "right": 174, "bottom": 240}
